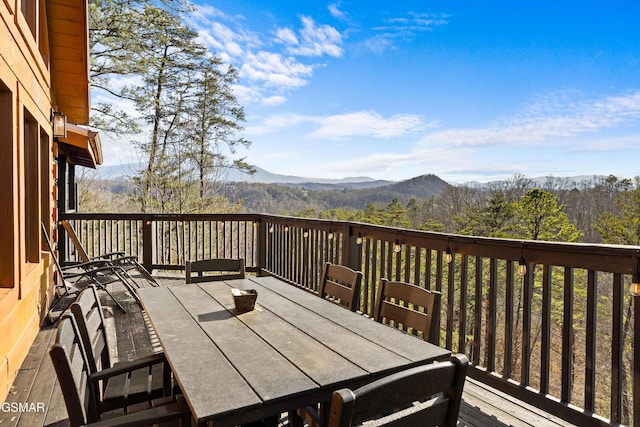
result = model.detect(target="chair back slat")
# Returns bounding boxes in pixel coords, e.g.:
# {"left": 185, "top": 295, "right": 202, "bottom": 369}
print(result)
{"left": 50, "top": 315, "right": 97, "bottom": 426}
{"left": 71, "top": 285, "right": 111, "bottom": 373}
{"left": 185, "top": 258, "right": 246, "bottom": 283}
{"left": 378, "top": 301, "right": 430, "bottom": 331}
{"left": 328, "top": 354, "right": 468, "bottom": 427}
{"left": 374, "top": 279, "right": 440, "bottom": 342}
{"left": 41, "top": 222, "right": 72, "bottom": 291}
{"left": 318, "top": 263, "right": 363, "bottom": 311}
{"left": 61, "top": 220, "right": 91, "bottom": 262}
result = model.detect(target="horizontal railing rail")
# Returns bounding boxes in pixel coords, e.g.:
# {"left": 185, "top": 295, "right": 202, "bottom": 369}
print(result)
{"left": 61, "top": 212, "right": 638, "bottom": 427}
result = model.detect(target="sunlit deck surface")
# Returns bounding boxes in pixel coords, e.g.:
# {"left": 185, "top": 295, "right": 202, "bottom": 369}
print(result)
{"left": 1, "top": 275, "right": 576, "bottom": 427}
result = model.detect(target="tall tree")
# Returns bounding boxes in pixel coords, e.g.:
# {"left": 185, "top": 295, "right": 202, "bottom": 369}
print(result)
{"left": 593, "top": 177, "right": 639, "bottom": 423}
{"left": 511, "top": 189, "right": 583, "bottom": 242}
{"left": 181, "top": 58, "right": 253, "bottom": 206}
{"left": 89, "top": 0, "right": 252, "bottom": 213}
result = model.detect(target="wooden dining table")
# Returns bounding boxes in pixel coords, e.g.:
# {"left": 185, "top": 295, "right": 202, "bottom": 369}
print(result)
{"left": 138, "top": 275, "right": 451, "bottom": 426}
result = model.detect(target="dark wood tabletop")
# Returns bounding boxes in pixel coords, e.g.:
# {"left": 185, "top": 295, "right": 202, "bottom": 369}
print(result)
{"left": 138, "top": 276, "right": 450, "bottom": 426}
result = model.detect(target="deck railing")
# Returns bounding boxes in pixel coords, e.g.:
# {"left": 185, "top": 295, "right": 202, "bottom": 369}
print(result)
{"left": 61, "top": 212, "right": 639, "bottom": 427}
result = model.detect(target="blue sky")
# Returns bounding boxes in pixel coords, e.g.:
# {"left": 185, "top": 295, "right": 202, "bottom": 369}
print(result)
{"left": 102, "top": 1, "right": 640, "bottom": 183}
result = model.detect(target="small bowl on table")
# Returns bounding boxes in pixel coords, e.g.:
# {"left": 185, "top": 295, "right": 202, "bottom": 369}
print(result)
{"left": 231, "top": 288, "right": 258, "bottom": 313}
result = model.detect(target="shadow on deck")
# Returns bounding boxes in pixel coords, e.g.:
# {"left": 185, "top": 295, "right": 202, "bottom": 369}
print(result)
{"left": 0, "top": 275, "right": 576, "bottom": 427}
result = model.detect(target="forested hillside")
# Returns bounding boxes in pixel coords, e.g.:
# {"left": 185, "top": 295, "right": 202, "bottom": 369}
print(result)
{"left": 78, "top": 170, "right": 637, "bottom": 245}
{"left": 227, "top": 174, "right": 448, "bottom": 213}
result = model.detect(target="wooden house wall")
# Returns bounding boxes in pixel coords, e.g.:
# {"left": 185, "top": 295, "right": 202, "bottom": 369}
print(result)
{"left": 1, "top": 0, "right": 59, "bottom": 401}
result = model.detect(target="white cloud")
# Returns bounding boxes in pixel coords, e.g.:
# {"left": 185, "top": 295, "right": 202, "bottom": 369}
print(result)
{"left": 366, "top": 12, "right": 450, "bottom": 53}
{"left": 310, "top": 111, "right": 428, "bottom": 139}
{"left": 277, "top": 91, "right": 640, "bottom": 181}
{"left": 261, "top": 95, "right": 288, "bottom": 106}
{"left": 245, "top": 110, "right": 430, "bottom": 139}
{"left": 240, "top": 51, "right": 313, "bottom": 88}
{"left": 419, "top": 91, "right": 640, "bottom": 148}
{"left": 328, "top": 3, "right": 347, "bottom": 20}
{"left": 192, "top": 6, "right": 343, "bottom": 105}
{"left": 277, "top": 16, "right": 343, "bottom": 57}
{"left": 275, "top": 28, "right": 298, "bottom": 46}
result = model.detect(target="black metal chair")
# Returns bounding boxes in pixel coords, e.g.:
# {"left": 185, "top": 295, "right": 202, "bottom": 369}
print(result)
{"left": 61, "top": 220, "right": 159, "bottom": 288}
{"left": 42, "top": 222, "right": 133, "bottom": 314}
{"left": 327, "top": 354, "right": 469, "bottom": 427}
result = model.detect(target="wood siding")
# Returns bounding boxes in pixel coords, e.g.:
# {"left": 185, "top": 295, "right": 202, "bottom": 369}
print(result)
{"left": 0, "top": 0, "right": 88, "bottom": 401}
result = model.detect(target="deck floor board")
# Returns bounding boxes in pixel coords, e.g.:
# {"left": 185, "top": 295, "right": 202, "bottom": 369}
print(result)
{"left": 0, "top": 275, "right": 576, "bottom": 427}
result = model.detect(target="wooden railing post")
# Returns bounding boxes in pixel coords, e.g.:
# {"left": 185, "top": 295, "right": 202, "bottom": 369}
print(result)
{"left": 142, "top": 218, "right": 154, "bottom": 273}
{"left": 257, "top": 217, "right": 267, "bottom": 276}
{"left": 634, "top": 294, "right": 639, "bottom": 427}
{"left": 344, "top": 224, "right": 360, "bottom": 272}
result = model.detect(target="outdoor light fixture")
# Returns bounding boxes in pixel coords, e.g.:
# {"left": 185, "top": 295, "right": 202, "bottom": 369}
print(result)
{"left": 393, "top": 239, "right": 402, "bottom": 253}
{"left": 518, "top": 244, "right": 527, "bottom": 276}
{"left": 445, "top": 237, "right": 453, "bottom": 263}
{"left": 283, "top": 224, "right": 289, "bottom": 233}
{"left": 631, "top": 258, "right": 640, "bottom": 296}
{"left": 631, "top": 273, "right": 640, "bottom": 296}
{"left": 52, "top": 111, "right": 67, "bottom": 138}
{"left": 356, "top": 232, "right": 363, "bottom": 245}
{"left": 327, "top": 229, "right": 334, "bottom": 240}
{"left": 303, "top": 229, "right": 309, "bottom": 238}
{"left": 518, "top": 256, "right": 527, "bottom": 276}
{"left": 269, "top": 225, "right": 274, "bottom": 233}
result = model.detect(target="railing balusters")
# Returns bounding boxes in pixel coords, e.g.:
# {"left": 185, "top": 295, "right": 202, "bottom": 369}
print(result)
{"left": 446, "top": 253, "right": 455, "bottom": 350}
{"left": 504, "top": 260, "right": 514, "bottom": 378}
{"left": 585, "top": 269, "right": 597, "bottom": 412}
{"left": 473, "top": 256, "right": 482, "bottom": 366}
{"left": 459, "top": 255, "right": 469, "bottom": 355}
{"left": 540, "top": 264, "right": 552, "bottom": 394}
{"left": 61, "top": 213, "right": 637, "bottom": 426}
{"left": 487, "top": 258, "right": 498, "bottom": 373}
{"left": 610, "top": 273, "right": 623, "bottom": 423}
{"left": 561, "top": 267, "right": 574, "bottom": 403}
{"left": 521, "top": 265, "right": 533, "bottom": 387}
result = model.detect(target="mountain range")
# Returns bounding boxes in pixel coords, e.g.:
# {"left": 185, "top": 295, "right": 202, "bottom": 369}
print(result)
{"left": 93, "top": 163, "right": 608, "bottom": 213}
{"left": 95, "top": 163, "right": 391, "bottom": 188}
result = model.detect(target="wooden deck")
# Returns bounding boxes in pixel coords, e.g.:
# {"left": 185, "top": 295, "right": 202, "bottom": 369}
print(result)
{"left": 0, "top": 275, "right": 576, "bottom": 427}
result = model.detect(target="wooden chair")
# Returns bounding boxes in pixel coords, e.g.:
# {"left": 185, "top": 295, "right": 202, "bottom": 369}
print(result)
{"left": 327, "top": 354, "right": 469, "bottom": 427}
{"left": 185, "top": 258, "right": 246, "bottom": 283}
{"left": 70, "top": 285, "right": 172, "bottom": 412}
{"left": 49, "top": 314, "right": 192, "bottom": 426}
{"left": 61, "top": 219, "right": 159, "bottom": 287}
{"left": 374, "top": 278, "right": 441, "bottom": 343}
{"left": 318, "top": 262, "right": 363, "bottom": 311}
{"left": 291, "top": 263, "right": 364, "bottom": 426}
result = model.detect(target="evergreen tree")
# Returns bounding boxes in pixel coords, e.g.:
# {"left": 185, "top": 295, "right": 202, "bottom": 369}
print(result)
{"left": 89, "top": 0, "right": 252, "bottom": 213}
{"left": 511, "top": 189, "right": 583, "bottom": 242}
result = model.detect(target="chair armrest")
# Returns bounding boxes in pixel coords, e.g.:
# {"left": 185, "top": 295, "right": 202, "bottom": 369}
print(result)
{"left": 61, "top": 260, "right": 113, "bottom": 272}
{"left": 87, "top": 400, "right": 191, "bottom": 427}
{"left": 106, "top": 255, "right": 139, "bottom": 265}
{"left": 90, "top": 353, "right": 167, "bottom": 382}
{"left": 92, "top": 251, "right": 126, "bottom": 260}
